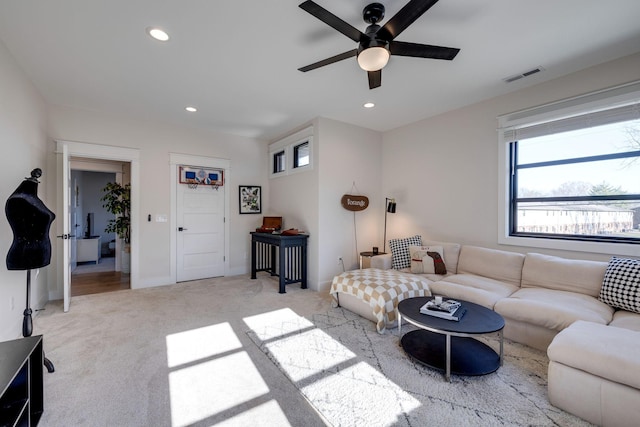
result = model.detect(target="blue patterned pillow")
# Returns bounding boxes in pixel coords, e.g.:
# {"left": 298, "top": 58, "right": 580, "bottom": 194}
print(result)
{"left": 599, "top": 256, "right": 640, "bottom": 314}
{"left": 388, "top": 235, "right": 422, "bottom": 270}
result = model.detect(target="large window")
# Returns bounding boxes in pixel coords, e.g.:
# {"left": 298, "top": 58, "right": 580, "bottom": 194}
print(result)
{"left": 499, "top": 81, "right": 640, "bottom": 254}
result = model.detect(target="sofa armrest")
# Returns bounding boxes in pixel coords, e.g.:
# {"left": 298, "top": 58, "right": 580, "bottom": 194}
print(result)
{"left": 371, "top": 253, "right": 392, "bottom": 270}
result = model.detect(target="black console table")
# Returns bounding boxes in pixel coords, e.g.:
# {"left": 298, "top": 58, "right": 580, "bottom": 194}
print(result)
{"left": 250, "top": 232, "right": 309, "bottom": 293}
{"left": 0, "top": 335, "right": 44, "bottom": 426}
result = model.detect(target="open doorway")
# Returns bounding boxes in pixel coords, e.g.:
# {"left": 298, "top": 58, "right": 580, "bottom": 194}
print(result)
{"left": 70, "top": 160, "right": 130, "bottom": 296}
{"left": 56, "top": 140, "right": 139, "bottom": 312}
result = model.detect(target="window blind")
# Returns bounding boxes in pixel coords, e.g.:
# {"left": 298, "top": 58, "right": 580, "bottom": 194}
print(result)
{"left": 502, "top": 101, "right": 640, "bottom": 142}
{"left": 498, "top": 80, "right": 640, "bottom": 142}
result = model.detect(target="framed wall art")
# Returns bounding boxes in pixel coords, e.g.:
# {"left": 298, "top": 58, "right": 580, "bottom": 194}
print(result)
{"left": 239, "top": 185, "right": 261, "bottom": 214}
{"left": 179, "top": 166, "right": 223, "bottom": 188}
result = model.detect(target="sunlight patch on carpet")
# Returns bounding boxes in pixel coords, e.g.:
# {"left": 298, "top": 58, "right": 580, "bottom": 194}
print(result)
{"left": 166, "top": 322, "right": 242, "bottom": 367}
{"left": 263, "top": 327, "right": 357, "bottom": 382}
{"left": 215, "top": 400, "right": 293, "bottom": 427}
{"left": 243, "top": 307, "right": 315, "bottom": 341}
{"left": 168, "top": 352, "right": 269, "bottom": 427}
{"left": 246, "top": 309, "right": 421, "bottom": 426}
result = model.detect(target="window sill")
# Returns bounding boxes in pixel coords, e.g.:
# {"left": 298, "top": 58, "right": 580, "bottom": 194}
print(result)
{"left": 498, "top": 234, "right": 639, "bottom": 257}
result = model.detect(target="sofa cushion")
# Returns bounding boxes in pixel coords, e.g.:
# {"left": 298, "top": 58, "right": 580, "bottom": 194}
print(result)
{"left": 430, "top": 273, "right": 519, "bottom": 309}
{"left": 421, "top": 240, "right": 461, "bottom": 274}
{"left": 521, "top": 253, "right": 607, "bottom": 297}
{"left": 371, "top": 240, "right": 461, "bottom": 275}
{"left": 548, "top": 320, "right": 640, "bottom": 391}
{"left": 609, "top": 310, "right": 640, "bottom": 332}
{"left": 494, "top": 288, "right": 614, "bottom": 332}
{"left": 388, "top": 235, "right": 421, "bottom": 270}
{"left": 457, "top": 245, "right": 525, "bottom": 286}
{"left": 599, "top": 256, "right": 640, "bottom": 313}
{"left": 409, "top": 245, "right": 446, "bottom": 275}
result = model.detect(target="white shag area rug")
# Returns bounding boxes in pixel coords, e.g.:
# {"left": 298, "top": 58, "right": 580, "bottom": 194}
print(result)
{"left": 246, "top": 307, "right": 593, "bottom": 427}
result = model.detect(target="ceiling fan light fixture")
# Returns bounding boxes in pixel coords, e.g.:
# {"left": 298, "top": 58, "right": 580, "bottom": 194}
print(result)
{"left": 357, "top": 46, "right": 390, "bottom": 72}
{"left": 146, "top": 27, "right": 169, "bottom": 42}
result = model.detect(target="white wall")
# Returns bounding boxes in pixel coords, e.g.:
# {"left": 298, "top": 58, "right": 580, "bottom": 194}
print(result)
{"left": 382, "top": 52, "right": 640, "bottom": 262}
{"left": 316, "top": 118, "right": 382, "bottom": 291}
{"left": 47, "top": 105, "right": 268, "bottom": 295}
{"left": 0, "top": 39, "right": 51, "bottom": 341}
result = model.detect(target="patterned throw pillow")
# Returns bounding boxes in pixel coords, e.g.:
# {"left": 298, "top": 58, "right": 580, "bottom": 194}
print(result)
{"left": 409, "top": 245, "right": 447, "bottom": 275}
{"left": 599, "top": 256, "right": 640, "bottom": 314}
{"left": 388, "top": 235, "right": 422, "bottom": 270}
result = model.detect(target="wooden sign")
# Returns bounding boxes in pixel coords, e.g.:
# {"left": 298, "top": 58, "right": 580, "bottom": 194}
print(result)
{"left": 341, "top": 194, "right": 369, "bottom": 211}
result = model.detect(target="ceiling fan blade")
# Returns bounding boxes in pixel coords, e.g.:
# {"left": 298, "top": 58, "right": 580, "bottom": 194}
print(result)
{"left": 368, "top": 70, "right": 381, "bottom": 89}
{"left": 298, "top": 49, "right": 358, "bottom": 72}
{"left": 299, "top": 1, "right": 364, "bottom": 42}
{"left": 378, "top": 0, "right": 439, "bottom": 41}
{"left": 389, "top": 41, "right": 460, "bottom": 60}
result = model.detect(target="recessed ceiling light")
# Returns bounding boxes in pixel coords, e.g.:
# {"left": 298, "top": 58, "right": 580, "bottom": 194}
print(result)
{"left": 363, "top": 102, "right": 375, "bottom": 108}
{"left": 185, "top": 106, "right": 197, "bottom": 112}
{"left": 146, "top": 27, "right": 169, "bottom": 42}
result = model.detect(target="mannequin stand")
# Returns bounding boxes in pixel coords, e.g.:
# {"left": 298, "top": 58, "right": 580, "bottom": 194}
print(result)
{"left": 24, "top": 269, "right": 55, "bottom": 373}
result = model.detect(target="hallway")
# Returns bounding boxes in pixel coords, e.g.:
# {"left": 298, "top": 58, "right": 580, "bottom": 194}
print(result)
{"left": 71, "top": 258, "right": 130, "bottom": 296}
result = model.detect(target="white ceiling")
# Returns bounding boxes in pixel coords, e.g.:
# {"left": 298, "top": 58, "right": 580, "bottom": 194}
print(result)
{"left": 1, "top": 0, "right": 639, "bottom": 141}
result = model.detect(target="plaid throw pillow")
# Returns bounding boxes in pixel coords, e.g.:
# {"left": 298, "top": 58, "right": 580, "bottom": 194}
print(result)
{"left": 389, "top": 235, "right": 422, "bottom": 270}
{"left": 599, "top": 256, "right": 640, "bottom": 314}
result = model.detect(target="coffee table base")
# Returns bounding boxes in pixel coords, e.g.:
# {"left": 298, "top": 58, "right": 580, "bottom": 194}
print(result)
{"left": 401, "top": 329, "right": 500, "bottom": 379}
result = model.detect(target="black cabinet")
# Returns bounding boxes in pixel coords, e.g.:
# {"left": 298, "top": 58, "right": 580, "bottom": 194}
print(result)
{"left": 0, "top": 336, "right": 43, "bottom": 426}
{"left": 250, "top": 232, "right": 309, "bottom": 293}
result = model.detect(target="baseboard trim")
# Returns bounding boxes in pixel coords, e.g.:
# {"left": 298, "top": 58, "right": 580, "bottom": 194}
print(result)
{"left": 136, "top": 276, "right": 175, "bottom": 289}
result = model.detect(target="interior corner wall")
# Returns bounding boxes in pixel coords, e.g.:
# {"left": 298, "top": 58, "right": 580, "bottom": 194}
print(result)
{"left": 267, "top": 118, "right": 382, "bottom": 292}
{"left": 267, "top": 121, "right": 320, "bottom": 290}
{"left": 316, "top": 117, "right": 382, "bottom": 292}
{"left": 46, "top": 105, "right": 268, "bottom": 294}
{"left": 0, "top": 38, "right": 50, "bottom": 341}
{"left": 381, "top": 52, "right": 640, "bottom": 262}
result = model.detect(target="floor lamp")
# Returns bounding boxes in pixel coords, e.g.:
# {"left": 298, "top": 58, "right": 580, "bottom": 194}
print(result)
{"left": 383, "top": 197, "right": 396, "bottom": 253}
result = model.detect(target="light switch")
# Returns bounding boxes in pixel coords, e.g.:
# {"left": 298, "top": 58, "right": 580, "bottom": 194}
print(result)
{"left": 156, "top": 214, "right": 168, "bottom": 223}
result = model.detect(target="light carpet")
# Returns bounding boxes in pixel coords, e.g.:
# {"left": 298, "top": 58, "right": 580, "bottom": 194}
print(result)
{"left": 246, "top": 307, "right": 593, "bottom": 427}
{"left": 33, "top": 275, "right": 331, "bottom": 427}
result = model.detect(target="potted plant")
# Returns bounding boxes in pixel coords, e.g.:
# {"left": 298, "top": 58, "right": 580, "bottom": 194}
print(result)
{"left": 101, "top": 182, "right": 131, "bottom": 273}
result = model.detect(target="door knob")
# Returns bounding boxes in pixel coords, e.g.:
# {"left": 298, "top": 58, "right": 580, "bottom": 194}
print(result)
{"left": 178, "top": 227, "right": 188, "bottom": 231}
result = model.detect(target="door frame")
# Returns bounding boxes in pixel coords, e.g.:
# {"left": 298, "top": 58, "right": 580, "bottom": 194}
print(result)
{"left": 55, "top": 140, "right": 140, "bottom": 305}
{"left": 169, "top": 153, "right": 230, "bottom": 282}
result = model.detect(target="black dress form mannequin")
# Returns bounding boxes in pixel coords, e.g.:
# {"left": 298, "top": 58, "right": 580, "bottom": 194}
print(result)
{"left": 5, "top": 168, "right": 56, "bottom": 372}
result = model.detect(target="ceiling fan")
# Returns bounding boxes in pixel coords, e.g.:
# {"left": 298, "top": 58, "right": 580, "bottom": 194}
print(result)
{"left": 298, "top": 0, "right": 460, "bottom": 89}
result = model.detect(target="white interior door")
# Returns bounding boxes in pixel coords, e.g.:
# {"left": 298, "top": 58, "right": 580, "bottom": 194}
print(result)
{"left": 176, "top": 172, "right": 225, "bottom": 282}
{"left": 61, "top": 144, "right": 72, "bottom": 312}
{"left": 70, "top": 175, "right": 79, "bottom": 272}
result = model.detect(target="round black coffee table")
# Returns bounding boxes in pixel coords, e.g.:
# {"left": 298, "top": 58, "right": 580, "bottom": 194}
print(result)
{"left": 397, "top": 296, "right": 505, "bottom": 381}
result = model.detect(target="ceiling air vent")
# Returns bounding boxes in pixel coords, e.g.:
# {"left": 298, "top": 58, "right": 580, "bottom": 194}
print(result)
{"left": 503, "top": 66, "right": 544, "bottom": 83}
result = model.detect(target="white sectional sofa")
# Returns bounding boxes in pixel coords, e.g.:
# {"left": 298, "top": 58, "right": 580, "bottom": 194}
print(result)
{"left": 332, "top": 238, "right": 640, "bottom": 426}
{"left": 547, "top": 320, "right": 640, "bottom": 426}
